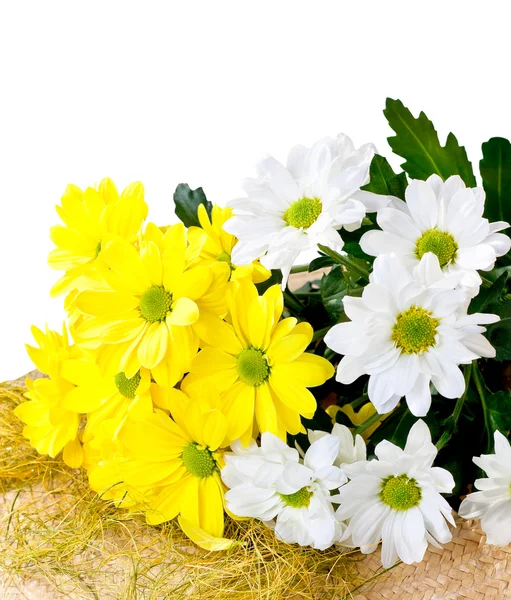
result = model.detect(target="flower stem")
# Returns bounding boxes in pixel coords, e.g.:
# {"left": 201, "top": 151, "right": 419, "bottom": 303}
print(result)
{"left": 352, "top": 410, "right": 382, "bottom": 437}
{"left": 472, "top": 362, "right": 493, "bottom": 453}
{"left": 317, "top": 244, "right": 370, "bottom": 280}
{"left": 349, "top": 394, "right": 369, "bottom": 410}
{"left": 312, "top": 325, "right": 331, "bottom": 341}
{"left": 435, "top": 363, "right": 472, "bottom": 451}
{"left": 290, "top": 264, "right": 309, "bottom": 274}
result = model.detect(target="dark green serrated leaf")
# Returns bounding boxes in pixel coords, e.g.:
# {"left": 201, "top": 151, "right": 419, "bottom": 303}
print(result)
{"left": 480, "top": 137, "right": 511, "bottom": 224}
{"left": 361, "top": 154, "right": 408, "bottom": 200}
{"left": 384, "top": 98, "right": 476, "bottom": 187}
{"left": 486, "top": 391, "right": 511, "bottom": 433}
{"left": 173, "top": 183, "right": 213, "bottom": 228}
{"left": 320, "top": 266, "right": 348, "bottom": 321}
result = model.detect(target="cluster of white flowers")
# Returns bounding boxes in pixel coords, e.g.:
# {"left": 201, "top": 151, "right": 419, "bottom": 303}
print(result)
{"left": 222, "top": 134, "right": 511, "bottom": 565}
{"left": 222, "top": 421, "right": 456, "bottom": 566}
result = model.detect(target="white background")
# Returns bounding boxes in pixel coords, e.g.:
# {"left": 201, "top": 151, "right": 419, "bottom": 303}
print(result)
{"left": 1, "top": 0, "right": 510, "bottom": 381}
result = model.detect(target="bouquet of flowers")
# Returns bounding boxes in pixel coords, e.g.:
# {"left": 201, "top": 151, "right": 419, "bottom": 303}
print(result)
{"left": 14, "top": 98, "right": 511, "bottom": 569}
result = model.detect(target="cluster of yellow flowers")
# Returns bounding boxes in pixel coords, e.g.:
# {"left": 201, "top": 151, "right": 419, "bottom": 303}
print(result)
{"left": 15, "top": 179, "right": 334, "bottom": 548}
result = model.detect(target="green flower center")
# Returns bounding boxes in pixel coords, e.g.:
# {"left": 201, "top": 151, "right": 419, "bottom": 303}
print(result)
{"left": 237, "top": 347, "right": 270, "bottom": 387}
{"left": 279, "top": 487, "right": 313, "bottom": 509}
{"left": 217, "top": 251, "right": 231, "bottom": 264}
{"left": 139, "top": 286, "right": 173, "bottom": 323}
{"left": 415, "top": 229, "right": 458, "bottom": 268}
{"left": 392, "top": 306, "right": 439, "bottom": 354}
{"left": 181, "top": 443, "right": 217, "bottom": 478}
{"left": 380, "top": 474, "right": 422, "bottom": 510}
{"left": 114, "top": 371, "right": 141, "bottom": 399}
{"left": 283, "top": 197, "right": 322, "bottom": 230}
{"left": 95, "top": 241, "right": 102, "bottom": 257}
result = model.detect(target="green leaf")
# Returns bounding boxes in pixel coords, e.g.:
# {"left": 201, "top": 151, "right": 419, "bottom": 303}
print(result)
{"left": 360, "top": 154, "right": 408, "bottom": 200}
{"left": 487, "top": 299, "right": 511, "bottom": 361}
{"left": 468, "top": 271, "right": 508, "bottom": 314}
{"left": 486, "top": 391, "right": 511, "bottom": 433}
{"left": 384, "top": 98, "right": 476, "bottom": 187}
{"left": 173, "top": 183, "right": 212, "bottom": 228}
{"left": 480, "top": 137, "right": 511, "bottom": 223}
{"left": 308, "top": 255, "right": 334, "bottom": 272}
{"left": 320, "top": 265, "right": 348, "bottom": 320}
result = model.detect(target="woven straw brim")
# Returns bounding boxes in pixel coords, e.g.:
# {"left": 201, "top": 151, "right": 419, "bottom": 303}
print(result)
{"left": 351, "top": 517, "right": 511, "bottom": 599}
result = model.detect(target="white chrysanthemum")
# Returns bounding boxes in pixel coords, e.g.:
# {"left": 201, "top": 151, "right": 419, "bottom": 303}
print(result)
{"left": 459, "top": 431, "right": 511, "bottom": 546}
{"left": 324, "top": 252, "right": 499, "bottom": 417}
{"left": 308, "top": 423, "right": 366, "bottom": 467}
{"left": 360, "top": 174, "right": 511, "bottom": 296}
{"left": 224, "top": 134, "right": 389, "bottom": 286}
{"left": 222, "top": 432, "right": 345, "bottom": 550}
{"left": 334, "top": 420, "right": 455, "bottom": 568}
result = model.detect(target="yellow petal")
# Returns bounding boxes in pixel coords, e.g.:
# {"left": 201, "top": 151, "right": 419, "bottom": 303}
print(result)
{"left": 220, "top": 381, "right": 255, "bottom": 443}
{"left": 178, "top": 516, "right": 236, "bottom": 551}
{"left": 137, "top": 322, "right": 168, "bottom": 369}
{"left": 62, "top": 438, "right": 83, "bottom": 468}
{"left": 198, "top": 476, "right": 224, "bottom": 538}
{"left": 272, "top": 353, "right": 334, "bottom": 387}
{"left": 202, "top": 410, "right": 228, "bottom": 450}
{"left": 191, "top": 313, "right": 242, "bottom": 354}
{"left": 140, "top": 240, "right": 163, "bottom": 286}
{"left": 269, "top": 371, "right": 317, "bottom": 418}
{"left": 146, "top": 478, "right": 188, "bottom": 525}
{"left": 75, "top": 291, "right": 139, "bottom": 316}
{"left": 247, "top": 296, "right": 268, "bottom": 349}
{"left": 167, "top": 298, "right": 199, "bottom": 326}
{"left": 180, "top": 476, "right": 200, "bottom": 525}
{"left": 162, "top": 224, "right": 187, "bottom": 289}
{"left": 173, "top": 266, "right": 214, "bottom": 301}
{"left": 267, "top": 323, "right": 313, "bottom": 364}
{"left": 103, "top": 240, "right": 151, "bottom": 294}
{"left": 254, "top": 383, "right": 278, "bottom": 436}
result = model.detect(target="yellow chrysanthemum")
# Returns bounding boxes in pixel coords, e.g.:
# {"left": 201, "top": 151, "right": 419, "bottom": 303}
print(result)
{"left": 15, "top": 325, "right": 86, "bottom": 467}
{"left": 87, "top": 389, "right": 235, "bottom": 549}
{"left": 73, "top": 223, "right": 230, "bottom": 387}
{"left": 188, "top": 204, "right": 271, "bottom": 284}
{"left": 59, "top": 358, "right": 155, "bottom": 442}
{"left": 183, "top": 281, "right": 334, "bottom": 444}
{"left": 48, "top": 178, "right": 148, "bottom": 297}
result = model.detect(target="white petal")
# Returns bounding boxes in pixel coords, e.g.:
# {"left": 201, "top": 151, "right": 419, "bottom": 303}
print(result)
{"left": 481, "top": 501, "right": 511, "bottom": 546}
{"left": 405, "top": 373, "right": 432, "bottom": 417}
{"left": 431, "top": 363, "right": 465, "bottom": 399}
{"left": 305, "top": 434, "right": 340, "bottom": 472}
{"left": 456, "top": 245, "right": 496, "bottom": 270}
{"left": 256, "top": 155, "right": 300, "bottom": 201}
{"left": 377, "top": 206, "right": 421, "bottom": 241}
{"left": 277, "top": 463, "right": 313, "bottom": 494}
{"left": 336, "top": 355, "right": 366, "bottom": 384}
{"left": 405, "top": 179, "right": 439, "bottom": 230}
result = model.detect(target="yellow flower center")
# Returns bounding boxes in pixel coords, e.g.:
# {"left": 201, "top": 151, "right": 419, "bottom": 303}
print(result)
{"left": 279, "top": 487, "right": 313, "bottom": 509}
{"left": 237, "top": 347, "right": 270, "bottom": 387}
{"left": 283, "top": 197, "right": 322, "bottom": 230}
{"left": 114, "top": 371, "right": 141, "bottom": 399}
{"left": 182, "top": 443, "right": 217, "bottom": 478}
{"left": 380, "top": 474, "right": 422, "bottom": 510}
{"left": 392, "top": 306, "right": 439, "bottom": 354}
{"left": 139, "top": 286, "right": 173, "bottom": 323}
{"left": 415, "top": 229, "right": 458, "bottom": 268}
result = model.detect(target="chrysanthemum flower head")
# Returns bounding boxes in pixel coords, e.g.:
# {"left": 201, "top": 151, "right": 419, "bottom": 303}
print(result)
{"left": 360, "top": 174, "right": 511, "bottom": 295}
{"left": 222, "top": 432, "right": 345, "bottom": 550}
{"left": 90, "top": 389, "right": 236, "bottom": 549}
{"left": 459, "top": 430, "right": 511, "bottom": 546}
{"left": 188, "top": 204, "right": 271, "bottom": 284}
{"left": 325, "top": 252, "right": 499, "bottom": 416}
{"left": 15, "top": 324, "right": 86, "bottom": 467}
{"left": 183, "top": 280, "right": 334, "bottom": 443}
{"left": 48, "top": 178, "right": 148, "bottom": 297}
{"left": 335, "top": 420, "right": 455, "bottom": 567}
{"left": 73, "top": 222, "right": 230, "bottom": 387}
{"left": 224, "top": 134, "right": 388, "bottom": 286}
